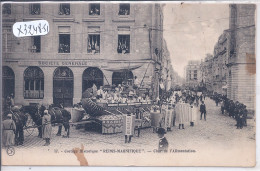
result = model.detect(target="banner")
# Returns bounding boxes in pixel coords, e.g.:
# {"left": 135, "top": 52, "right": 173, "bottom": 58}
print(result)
{"left": 175, "top": 103, "right": 190, "bottom": 124}
{"left": 123, "top": 115, "right": 135, "bottom": 135}
{"left": 165, "top": 109, "right": 174, "bottom": 129}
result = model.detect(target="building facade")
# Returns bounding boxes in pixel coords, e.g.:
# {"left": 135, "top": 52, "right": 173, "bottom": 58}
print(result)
{"left": 200, "top": 54, "right": 213, "bottom": 92}
{"left": 212, "top": 31, "right": 230, "bottom": 95}
{"left": 227, "top": 4, "right": 256, "bottom": 111}
{"left": 185, "top": 60, "right": 201, "bottom": 88}
{"left": 2, "top": 3, "right": 164, "bottom": 106}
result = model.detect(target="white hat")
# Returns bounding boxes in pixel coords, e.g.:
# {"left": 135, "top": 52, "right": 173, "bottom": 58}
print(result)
{"left": 44, "top": 110, "right": 48, "bottom": 114}
{"left": 7, "top": 114, "right": 12, "bottom": 118}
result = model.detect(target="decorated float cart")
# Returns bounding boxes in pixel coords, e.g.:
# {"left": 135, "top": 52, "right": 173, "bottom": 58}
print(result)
{"left": 70, "top": 98, "right": 153, "bottom": 134}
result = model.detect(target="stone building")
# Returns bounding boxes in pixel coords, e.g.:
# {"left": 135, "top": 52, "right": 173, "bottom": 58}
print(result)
{"left": 2, "top": 2, "right": 164, "bottom": 106}
{"left": 185, "top": 60, "right": 201, "bottom": 88}
{"left": 227, "top": 4, "right": 256, "bottom": 111}
{"left": 212, "top": 31, "right": 230, "bottom": 95}
{"left": 200, "top": 54, "right": 213, "bottom": 92}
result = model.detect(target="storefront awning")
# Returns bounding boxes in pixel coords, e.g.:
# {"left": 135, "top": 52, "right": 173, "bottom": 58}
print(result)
{"left": 103, "top": 64, "right": 143, "bottom": 72}
{"left": 222, "top": 85, "right": 228, "bottom": 89}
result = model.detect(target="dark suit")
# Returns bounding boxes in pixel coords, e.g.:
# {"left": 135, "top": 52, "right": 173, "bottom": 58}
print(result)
{"left": 158, "top": 137, "right": 168, "bottom": 151}
{"left": 200, "top": 104, "right": 206, "bottom": 120}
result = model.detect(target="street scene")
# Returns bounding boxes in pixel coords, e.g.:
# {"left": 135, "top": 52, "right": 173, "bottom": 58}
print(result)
{"left": 1, "top": 2, "right": 256, "bottom": 166}
{"left": 1, "top": 98, "right": 255, "bottom": 166}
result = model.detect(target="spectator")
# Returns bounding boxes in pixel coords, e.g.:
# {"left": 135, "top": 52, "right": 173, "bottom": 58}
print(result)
{"left": 157, "top": 128, "right": 168, "bottom": 152}
{"left": 2, "top": 114, "right": 16, "bottom": 147}
{"left": 200, "top": 101, "right": 207, "bottom": 121}
{"left": 42, "top": 110, "right": 52, "bottom": 146}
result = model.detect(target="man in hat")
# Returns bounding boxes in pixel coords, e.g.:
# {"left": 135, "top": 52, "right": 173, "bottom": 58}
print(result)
{"left": 2, "top": 114, "right": 16, "bottom": 147}
{"left": 42, "top": 110, "right": 52, "bottom": 146}
{"left": 157, "top": 127, "right": 168, "bottom": 152}
{"left": 124, "top": 112, "right": 135, "bottom": 143}
{"left": 200, "top": 101, "right": 207, "bottom": 121}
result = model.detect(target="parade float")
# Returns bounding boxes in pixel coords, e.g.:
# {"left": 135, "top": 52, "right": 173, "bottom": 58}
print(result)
{"left": 79, "top": 99, "right": 153, "bottom": 134}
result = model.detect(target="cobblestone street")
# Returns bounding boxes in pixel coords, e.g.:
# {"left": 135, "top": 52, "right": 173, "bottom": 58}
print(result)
{"left": 2, "top": 98, "right": 255, "bottom": 166}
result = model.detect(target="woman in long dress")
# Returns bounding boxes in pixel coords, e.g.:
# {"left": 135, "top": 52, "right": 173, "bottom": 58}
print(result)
{"left": 2, "top": 114, "right": 16, "bottom": 147}
{"left": 42, "top": 110, "right": 52, "bottom": 146}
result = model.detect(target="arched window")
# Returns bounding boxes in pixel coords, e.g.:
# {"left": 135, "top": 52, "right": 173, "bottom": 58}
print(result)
{"left": 24, "top": 66, "right": 44, "bottom": 99}
{"left": 2, "top": 66, "right": 15, "bottom": 98}
{"left": 82, "top": 67, "right": 103, "bottom": 93}
{"left": 112, "top": 70, "right": 133, "bottom": 86}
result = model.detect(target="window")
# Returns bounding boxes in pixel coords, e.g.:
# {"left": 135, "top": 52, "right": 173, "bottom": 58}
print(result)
{"left": 2, "top": 26, "right": 12, "bottom": 53}
{"left": 89, "top": 3, "right": 100, "bottom": 15}
{"left": 87, "top": 34, "right": 100, "bottom": 53}
{"left": 30, "top": 4, "right": 40, "bottom": 15}
{"left": 59, "top": 3, "right": 70, "bottom": 15}
{"left": 119, "top": 4, "right": 130, "bottom": 15}
{"left": 112, "top": 71, "right": 133, "bottom": 86}
{"left": 194, "top": 70, "right": 197, "bottom": 80}
{"left": 24, "top": 67, "right": 44, "bottom": 99}
{"left": 3, "top": 3, "right": 11, "bottom": 15}
{"left": 59, "top": 34, "right": 70, "bottom": 53}
{"left": 194, "top": 74, "right": 197, "bottom": 80}
{"left": 117, "top": 35, "right": 130, "bottom": 53}
{"left": 30, "top": 36, "right": 41, "bottom": 53}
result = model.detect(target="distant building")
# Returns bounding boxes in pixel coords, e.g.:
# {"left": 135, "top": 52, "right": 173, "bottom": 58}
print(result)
{"left": 185, "top": 60, "right": 201, "bottom": 88}
{"left": 200, "top": 54, "right": 213, "bottom": 92}
{"left": 227, "top": 4, "right": 256, "bottom": 111}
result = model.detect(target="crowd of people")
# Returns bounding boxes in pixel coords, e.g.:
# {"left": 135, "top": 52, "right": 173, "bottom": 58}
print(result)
{"left": 212, "top": 94, "right": 248, "bottom": 129}
{"left": 2, "top": 85, "right": 250, "bottom": 150}
{"left": 169, "top": 90, "right": 207, "bottom": 129}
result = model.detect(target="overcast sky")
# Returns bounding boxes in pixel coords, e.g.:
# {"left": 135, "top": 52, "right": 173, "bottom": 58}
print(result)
{"left": 163, "top": 3, "right": 229, "bottom": 78}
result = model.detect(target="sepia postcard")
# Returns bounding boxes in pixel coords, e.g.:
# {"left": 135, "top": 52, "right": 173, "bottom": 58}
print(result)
{"left": 1, "top": 1, "right": 256, "bottom": 167}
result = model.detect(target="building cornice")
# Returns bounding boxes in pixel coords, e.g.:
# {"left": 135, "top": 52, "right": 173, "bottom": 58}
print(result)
{"left": 53, "top": 18, "right": 75, "bottom": 22}
{"left": 112, "top": 19, "right": 135, "bottom": 23}
{"left": 82, "top": 18, "right": 105, "bottom": 22}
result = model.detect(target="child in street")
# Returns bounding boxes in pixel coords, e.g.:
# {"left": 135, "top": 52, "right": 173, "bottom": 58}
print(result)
{"left": 157, "top": 128, "right": 168, "bottom": 152}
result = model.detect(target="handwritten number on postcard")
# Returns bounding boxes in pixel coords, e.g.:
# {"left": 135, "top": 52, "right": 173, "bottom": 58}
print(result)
{"left": 13, "top": 20, "right": 49, "bottom": 37}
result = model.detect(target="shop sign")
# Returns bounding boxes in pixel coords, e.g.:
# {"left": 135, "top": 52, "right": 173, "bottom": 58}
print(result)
{"left": 19, "top": 60, "right": 107, "bottom": 67}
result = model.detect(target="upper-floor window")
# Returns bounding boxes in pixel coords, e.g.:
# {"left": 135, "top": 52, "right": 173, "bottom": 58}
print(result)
{"left": 59, "top": 3, "right": 70, "bottom": 15}
{"left": 87, "top": 34, "right": 100, "bottom": 54}
{"left": 89, "top": 4, "right": 100, "bottom": 15}
{"left": 59, "top": 34, "right": 70, "bottom": 53}
{"left": 118, "top": 4, "right": 130, "bottom": 15}
{"left": 29, "top": 36, "right": 41, "bottom": 53}
{"left": 2, "top": 26, "right": 12, "bottom": 53}
{"left": 117, "top": 35, "right": 130, "bottom": 54}
{"left": 30, "top": 4, "right": 41, "bottom": 15}
{"left": 3, "top": 3, "right": 11, "bottom": 15}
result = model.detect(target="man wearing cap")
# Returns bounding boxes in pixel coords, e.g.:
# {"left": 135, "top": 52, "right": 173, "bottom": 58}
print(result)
{"left": 42, "top": 110, "right": 52, "bottom": 146}
{"left": 2, "top": 114, "right": 16, "bottom": 147}
{"left": 157, "top": 127, "right": 168, "bottom": 152}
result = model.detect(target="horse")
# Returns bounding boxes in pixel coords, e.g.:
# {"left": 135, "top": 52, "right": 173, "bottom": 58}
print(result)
{"left": 48, "top": 105, "right": 71, "bottom": 138}
{"left": 3, "top": 106, "right": 28, "bottom": 146}
{"left": 20, "top": 105, "right": 45, "bottom": 138}
{"left": 20, "top": 104, "right": 72, "bottom": 138}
